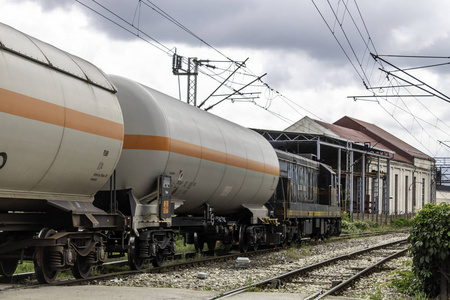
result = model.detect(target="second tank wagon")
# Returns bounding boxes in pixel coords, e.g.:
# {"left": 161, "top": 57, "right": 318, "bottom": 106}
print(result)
{"left": 107, "top": 75, "right": 280, "bottom": 217}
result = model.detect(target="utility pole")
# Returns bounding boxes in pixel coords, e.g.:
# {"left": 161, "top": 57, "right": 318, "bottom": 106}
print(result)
{"left": 172, "top": 54, "right": 259, "bottom": 110}
{"left": 172, "top": 53, "right": 211, "bottom": 107}
{"left": 186, "top": 58, "right": 198, "bottom": 106}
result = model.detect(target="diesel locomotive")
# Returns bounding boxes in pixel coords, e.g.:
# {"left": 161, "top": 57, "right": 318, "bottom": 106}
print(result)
{"left": 0, "top": 22, "right": 341, "bottom": 283}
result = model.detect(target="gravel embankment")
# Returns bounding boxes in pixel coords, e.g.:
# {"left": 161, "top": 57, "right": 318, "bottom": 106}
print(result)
{"left": 95, "top": 233, "right": 410, "bottom": 298}
{"left": 339, "top": 255, "right": 412, "bottom": 299}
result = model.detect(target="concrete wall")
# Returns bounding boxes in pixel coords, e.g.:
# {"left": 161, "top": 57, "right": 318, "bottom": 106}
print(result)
{"left": 362, "top": 157, "right": 434, "bottom": 214}
{"left": 437, "top": 188, "right": 450, "bottom": 205}
{"left": 352, "top": 212, "right": 415, "bottom": 225}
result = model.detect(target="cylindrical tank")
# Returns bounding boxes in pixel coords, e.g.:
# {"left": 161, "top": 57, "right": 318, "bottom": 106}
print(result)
{"left": 109, "top": 75, "right": 279, "bottom": 215}
{"left": 0, "top": 23, "right": 124, "bottom": 206}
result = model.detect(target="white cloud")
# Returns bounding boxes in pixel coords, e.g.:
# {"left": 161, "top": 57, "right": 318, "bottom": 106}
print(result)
{"left": 0, "top": 0, "right": 449, "bottom": 157}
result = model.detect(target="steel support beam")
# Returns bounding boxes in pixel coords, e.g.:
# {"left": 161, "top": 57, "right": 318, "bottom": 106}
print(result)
{"left": 362, "top": 154, "right": 365, "bottom": 213}
{"left": 338, "top": 148, "right": 342, "bottom": 207}
{"left": 386, "top": 159, "right": 391, "bottom": 214}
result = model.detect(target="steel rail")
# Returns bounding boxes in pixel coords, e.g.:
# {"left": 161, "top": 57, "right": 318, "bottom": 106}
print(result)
{"left": 314, "top": 246, "right": 408, "bottom": 299}
{"left": 208, "top": 238, "right": 408, "bottom": 300}
{"left": 51, "top": 248, "right": 278, "bottom": 286}
{"left": 6, "top": 229, "right": 407, "bottom": 284}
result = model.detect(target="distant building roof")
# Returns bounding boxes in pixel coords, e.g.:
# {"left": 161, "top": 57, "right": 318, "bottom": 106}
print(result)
{"left": 286, "top": 116, "right": 433, "bottom": 164}
{"left": 334, "top": 116, "right": 433, "bottom": 162}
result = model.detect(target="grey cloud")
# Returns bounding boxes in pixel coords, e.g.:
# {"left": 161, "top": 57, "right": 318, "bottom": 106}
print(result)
{"left": 29, "top": 0, "right": 450, "bottom": 79}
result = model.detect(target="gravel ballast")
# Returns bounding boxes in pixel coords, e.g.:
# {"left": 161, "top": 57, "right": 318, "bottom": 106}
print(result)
{"left": 95, "top": 233, "right": 411, "bottom": 298}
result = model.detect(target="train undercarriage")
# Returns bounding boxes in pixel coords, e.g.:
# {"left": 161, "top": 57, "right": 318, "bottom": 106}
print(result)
{"left": 180, "top": 213, "right": 341, "bottom": 254}
{"left": 0, "top": 170, "right": 341, "bottom": 284}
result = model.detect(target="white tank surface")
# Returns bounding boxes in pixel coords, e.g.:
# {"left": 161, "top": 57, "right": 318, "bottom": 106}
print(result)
{"left": 0, "top": 23, "right": 124, "bottom": 204}
{"left": 110, "top": 75, "right": 279, "bottom": 215}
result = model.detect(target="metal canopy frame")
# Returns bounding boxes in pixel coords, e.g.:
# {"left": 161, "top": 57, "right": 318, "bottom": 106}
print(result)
{"left": 253, "top": 129, "right": 394, "bottom": 215}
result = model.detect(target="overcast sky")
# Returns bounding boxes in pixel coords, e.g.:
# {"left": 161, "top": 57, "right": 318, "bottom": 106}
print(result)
{"left": 1, "top": 0, "right": 450, "bottom": 158}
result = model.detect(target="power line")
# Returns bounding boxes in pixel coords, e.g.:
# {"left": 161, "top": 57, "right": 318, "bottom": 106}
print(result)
{"left": 80, "top": 0, "right": 173, "bottom": 54}
{"left": 373, "top": 53, "right": 450, "bottom": 103}
{"left": 76, "top": 0, "right": 325, "bottom": 124}
{"left": 377, "top": 102, "right": 434, "bottom": 157}
{"left": 311, "top": 0, "right": 369, "bottom": 86}
{"left": 377, "top": 54, "right": 450, "bottom": 59}
{"left": 142, "top": 1, "right": 237, "bottom": 64}
{"left": 312, "top": 0, "right": 450, "bottom": 157}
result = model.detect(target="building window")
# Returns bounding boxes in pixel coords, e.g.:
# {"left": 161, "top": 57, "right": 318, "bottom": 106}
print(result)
{"left": 413, "top": 176, "right": 416, "bottom": 209}
{"left": 422, "top": 178, "right": 425, "bottom": 206}
{"left": 405, "top": 176, "right": 408, "bottom": 213}
{"left": 395, "top": 174, "right": 398, "bottom": 214}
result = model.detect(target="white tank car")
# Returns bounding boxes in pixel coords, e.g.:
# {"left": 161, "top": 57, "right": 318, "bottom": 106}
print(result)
{"left": 0, "top": 23, "right": 124, "bottom": 208}
{"left": 109, "top": 75, "right": 279, "bottom": 217}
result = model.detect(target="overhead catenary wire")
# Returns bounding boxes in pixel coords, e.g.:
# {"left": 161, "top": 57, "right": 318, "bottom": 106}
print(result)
{"left": 142, "top": 0, "right": 237, "bottom": 64}
{"left": 373, "top": 53, "right": 450, "bottom": 103}
{"left": 76, "top": 0, "right": 449, "bottom": 158}
{"left": 378, "top": 102, "right": 435, "bottom": 157}
{"left": 379, "top": 97, "right": 450, "bottom": 138}
{"left": 311, "top": 0, "right": 371, "bottom": 87}
{"left": 75, "top": 0, "right": 326, "bottom": 125}
{"left": 78, "top": 0, "right": 173, "bottom": 54}
{"left": 312, "top": 0, "right": 450, "bottom": 157}
{"left": 76, "top": 1, "right": 260, "bottom": 104}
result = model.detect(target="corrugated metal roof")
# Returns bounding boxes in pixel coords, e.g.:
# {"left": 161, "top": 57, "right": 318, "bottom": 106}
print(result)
{"left": 334, "top": 116, "right": 433, "bottom": 162}
{"left": 285, "top": 115, "right": 433, "bottom": 163}
{"left": 314, "top": 120, "right": 411, "bottom": 163}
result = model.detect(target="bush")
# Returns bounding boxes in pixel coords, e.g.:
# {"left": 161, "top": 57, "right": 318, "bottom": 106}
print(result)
{"left": 342, "top": 211, "right": 350, "bottom": 222}
{"left": 409, "top": 203, "right": 450, "bottom": 297}
{"left": 341, "top": 220, "right": 357, "bottom": 233}
{"left": 353, "top": 220, "right": 370, "bottom": 230}
{"left": 365, "top": 221, "right": 379, "bottom": 228}
{"left": 340, "top": 218, "right": 380, "bottom": 234}
{"left": 389, "top": 269, "right": 422, "bottom": 295}
{"left": 391, "top": 218, "right": 412, "bottom": 228}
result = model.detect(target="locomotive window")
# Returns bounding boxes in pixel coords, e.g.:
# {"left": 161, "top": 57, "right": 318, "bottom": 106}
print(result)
{"left": 279, "top": 161, "right": 288, "bottom": 173}
{"left": 308, "top": 170, "right": 312, "bottom": 201}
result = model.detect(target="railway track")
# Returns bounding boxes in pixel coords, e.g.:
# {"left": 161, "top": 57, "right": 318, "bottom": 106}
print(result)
{"left": 335, "top": 228, "right": 409, "bottom": 239}
{"left": 3, "top": 229, "right": 408, "bottom": 287}
{"left": 3, "top": 248, "right": 278, "bottom": 286}
{"left": 208, "top": 238, "right": 408, "bottom": 299}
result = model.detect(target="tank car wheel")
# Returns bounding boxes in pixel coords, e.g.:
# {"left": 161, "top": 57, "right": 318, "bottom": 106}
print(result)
{"left": 193, "top": 232, "right": 205, "bottom": 253}
{"left": 151, "top": 251, "right": 164, "bottom": 268}
{"left": 238, "top": 225, "right": 248, "bottom": 253}
{"left": 0, "top": 259, "right": 18, "bottom": 277}
{"left": 252, "top": 242, "right": 259, "bottom": 251}
{"left": 33, "top": 228, "right": 58, "bottom": 284}
{"left": 72, "top": 255, "right": 91, "bottom": 279}
{"left": 128, "top": 234, "right": 144, "bottom": 270}
{"left": 207, "top": 240, "right": 216, "bottom": 254}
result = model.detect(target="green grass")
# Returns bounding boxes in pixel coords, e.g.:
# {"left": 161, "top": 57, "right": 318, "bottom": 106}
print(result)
{"left": 341, "top": 217, "right": 411, "bottom": 235}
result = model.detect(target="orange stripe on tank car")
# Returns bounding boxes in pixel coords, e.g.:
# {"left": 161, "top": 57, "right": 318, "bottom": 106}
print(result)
{"left": 247, "top": 159, "right": 264, "bottom": 173}
{"left": 123, "top": 135, "right": 170, "bottom": 151}
{"left": 227, "top": 154, "right": 248, "bottom": 170}
{"left": 201, "top": 147, "right": 227, "bottom": 165}
{"left": 0, "top": 88, "right": 124, "bottom": 141}
{"left": 0, "top": 88, "right": 65, "bottom": 126}
{"left": 265, "top": 165, "right": 280, "bottom": 176}
{"left": 65, "top": 108, "right": 124, "bottom": 141}
{"left": 170, "top": 139, "right": 202, "bottom": 159}
{"left": 123, "top": 134, "right": 279, "bottom": 176}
